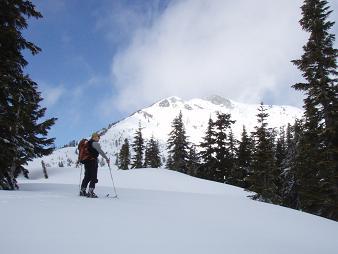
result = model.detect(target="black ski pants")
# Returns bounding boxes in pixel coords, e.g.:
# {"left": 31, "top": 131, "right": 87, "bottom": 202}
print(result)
{"left": 81, "top": 159, "right": 98, "bottom": 189}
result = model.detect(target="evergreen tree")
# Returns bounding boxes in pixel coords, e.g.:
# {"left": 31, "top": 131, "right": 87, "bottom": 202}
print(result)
{"left": 131, "top": 123, "right": 144, "bottom": 169}
{"left": 213, "top": 112, "right": 235, "bottom": 183}
{"left": 167, "top": 111, "right": 189, "bottom": 173}
{"left": 291, "top": 104, "right": 325, "bottom": 213}
{"left": 166, "top": 155, "right": 173, "bottom": 170}
{"left": 144, "top": 140, "right": 152, "bottom": 168}
{"left": 285, "top": 123, "right": 294, "bottom": 158}
{"left": 281, "top": 122, "right": 296, "bottom": 192}
{"left": 144, "top": 136, "right": 162, "bottom": 168}
{"left": 199, "top": 117, "right": 217, "bottom": 180}
{"left": 235, "top": 126, "right": 253, "bottom": 188}
{"left": 186, "top": 144, "right": 200, "bottom": 176}
{"left": 227, "top": 129, "right": 238, "bottom": 185}
{"left": 275, "top": 126, "right": 287, "bottom": 170}
{"left": 246, "top": 103, "right": 279, "bottom": 203}
{"left": 292, "top": 0, "right": 338, "bottom": 220}
{"left": 119, "top": 139, "right": 130, "bottom": 170}
{"left": 0, "top": 1, "right": 56, "bottom": 189}
{"left": 275, "top": 126, "right": 289, "bottom": 200}
{"left": 281, "top": 120, "right": 303, "bottom": 209}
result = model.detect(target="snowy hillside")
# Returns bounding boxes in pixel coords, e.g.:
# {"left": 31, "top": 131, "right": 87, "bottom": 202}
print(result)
{"left": 29, "top": 95, "right": 303, "bottom": 168}
{"left": 2, "top": 166, "right": 337, "bottom": 254}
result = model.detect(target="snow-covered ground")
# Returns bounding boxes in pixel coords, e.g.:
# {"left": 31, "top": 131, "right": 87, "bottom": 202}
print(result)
{"left": 1, "top": 166, "right": 337, "bottom": 254}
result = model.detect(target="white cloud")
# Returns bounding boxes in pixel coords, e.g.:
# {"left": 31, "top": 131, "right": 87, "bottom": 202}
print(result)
{"left": 41, "top": 84, "right": 65, "bottom": 107}
{"left": 110, "top": 0, "right": 337, "bottom": 112}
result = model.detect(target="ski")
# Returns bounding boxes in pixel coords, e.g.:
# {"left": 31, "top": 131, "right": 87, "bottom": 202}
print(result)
{"left": 78, "top": 192, "right": 118, "bottom": 198}
{"left": 105, "top": 193, "right": 118, "bottom": 199}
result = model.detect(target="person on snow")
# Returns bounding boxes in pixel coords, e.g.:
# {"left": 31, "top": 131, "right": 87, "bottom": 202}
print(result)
{"left": 80, "top": 133, "right": 110, "bottom": 198}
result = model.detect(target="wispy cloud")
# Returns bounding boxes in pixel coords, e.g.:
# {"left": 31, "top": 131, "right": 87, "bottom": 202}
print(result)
{"left": 94, "top": 0, "right": 166, "bottom": 48}
{"left": 40, "top": 83, "right": 65, "bottom": 107}
{"left": 109, "top": 0, "right": 337, "bottom": 112}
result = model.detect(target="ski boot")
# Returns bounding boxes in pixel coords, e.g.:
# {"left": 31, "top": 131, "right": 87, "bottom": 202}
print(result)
{"left": 79, "top": 188, "right": 87, "bottom": 197}
{"left": 87, "top": 188, "right": 98, "bottom": 198}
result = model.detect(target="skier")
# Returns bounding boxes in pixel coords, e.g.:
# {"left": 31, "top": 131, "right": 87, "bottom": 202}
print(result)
{"left": 80, "top": 133, "right": 110, "bottom": 198}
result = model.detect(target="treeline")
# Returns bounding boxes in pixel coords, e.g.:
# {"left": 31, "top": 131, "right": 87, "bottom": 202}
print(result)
{"left": 165, "top": 109, "right": 310, "bottom": 212}
{"left": 120, "top": 101, "right": 335, "bottom": 221}
{"left": 117, "top": 123, "right": 162, "bottom": 170}
{"left": 118, "top": 0, "right": 338, "bottom": 221}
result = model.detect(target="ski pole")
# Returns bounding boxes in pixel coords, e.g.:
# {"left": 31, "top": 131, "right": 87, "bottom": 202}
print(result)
{"left": 78, "top": 163, "right": 83, "bottom": 194}
{"left": 108, "top": 163, "right": 118, "bottom": 198}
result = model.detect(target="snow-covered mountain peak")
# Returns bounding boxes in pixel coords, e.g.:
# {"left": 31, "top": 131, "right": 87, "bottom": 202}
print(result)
{"left": 157, "top": 96, "right": 184, "bottom": 108}
{"left": 205, "top": 95, "right": 234, "bottom": 108}
{"left": 30, "top": 96, "right": 304, "bottom": 168}
{"left": 154, "top": 95, "right": 234, "bottom": 111}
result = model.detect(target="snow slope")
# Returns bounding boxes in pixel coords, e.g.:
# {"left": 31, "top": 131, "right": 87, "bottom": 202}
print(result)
{"left": 28, "top": 95, "right": 304, "bottom": 168}
{"left": 1, "top": 166, "right": 337, "bottom": 254}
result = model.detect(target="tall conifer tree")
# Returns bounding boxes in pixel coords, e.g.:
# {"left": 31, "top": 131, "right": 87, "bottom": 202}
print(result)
{"left": 246, "top": 103, "right": 279, "bottom": 203}
{"left": 131, "top": 122, "right": 144, "bottom": 169}
{"left": 199, "top": 117, "right": 217, "bottom": 180}
{"left": 292, "top": 0, "right": 338, "bottom": 220}
{"left": 144, "top": 136, "right": 162, "bottom": 168}
{"left": 167, "top": 111, "right": 189, "bottom": 173}
{"left": 275, "top": 127, "right": 287, "bottom": 171}
{"left": 213, "top": 112, "right": 235, "bottom": 183}
{"left": 119, "top": 139, "right": 130, "bottom": 170}
{"left": 0, "top": 1, "right": 56, "bottom": 189}
{"left": 186, "top": 144, "right": 200, "bottom": 176}
{"left": 235, "top": 126, "right": 253, "bottom": 188}
{"left": 281, "top": 120, "right": 304, "bottom": 209}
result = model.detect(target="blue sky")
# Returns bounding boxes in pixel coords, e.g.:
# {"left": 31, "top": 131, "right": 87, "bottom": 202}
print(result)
{"left": 24, "top": 0, "right": 170, "bottom": 147}
{"left": 23, "top": 0, "right": 337, "bottom": 147}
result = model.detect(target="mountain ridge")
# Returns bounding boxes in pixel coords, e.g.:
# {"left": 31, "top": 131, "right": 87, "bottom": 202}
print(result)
{"left": 28, "top": 95, "right": 303, "bottom": 168}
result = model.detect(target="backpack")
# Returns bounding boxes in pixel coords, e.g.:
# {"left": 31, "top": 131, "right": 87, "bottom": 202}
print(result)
{"left": 77, "top": 139, "right": 93, "bottom": 164}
